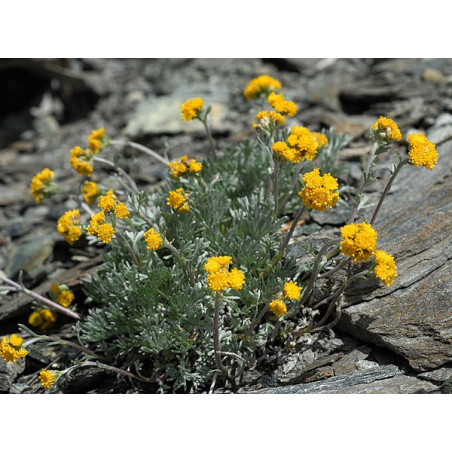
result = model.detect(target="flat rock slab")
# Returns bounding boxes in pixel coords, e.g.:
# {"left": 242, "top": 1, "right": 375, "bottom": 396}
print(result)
{"left": 341, "top": 139, "right": 452, "bottom": 372}
{"left": 251, "top": 365, "right": 437, "bottom": 394}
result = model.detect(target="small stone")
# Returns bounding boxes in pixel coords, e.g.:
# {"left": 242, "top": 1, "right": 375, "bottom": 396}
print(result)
{"left": 423, "top": 68, "right": 444, "bottom": 84}
{"left": 355, "top": 360, "right": 379, "bottom": 371}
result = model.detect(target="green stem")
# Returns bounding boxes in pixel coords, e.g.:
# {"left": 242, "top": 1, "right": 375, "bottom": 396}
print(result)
{"left": 201, "top": 118, "right": 218, "bottom": 159}
{"left": 111, "top": 139, "right": 170, "bottom": 165}
{"left": 213, "top": 292, "right": 228, "bottom": 374}
{"left": 93, "top": 156, "right": 139, "bottom": 193}
{"left": 279, "top": 161, "right": 304, "bottom": 216}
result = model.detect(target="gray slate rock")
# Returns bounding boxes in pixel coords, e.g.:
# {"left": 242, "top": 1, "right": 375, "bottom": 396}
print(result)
{"left": 251, "top": 365, "right": 437, "bottom": 394}
{"left": 340, "top": 140, "right": 452, "bottom": 372}
{"left": 0, "top": 356, "right": 26, "bottom": 392}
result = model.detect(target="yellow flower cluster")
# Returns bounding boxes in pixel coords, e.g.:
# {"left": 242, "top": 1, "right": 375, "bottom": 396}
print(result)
{"left": 181, "top": 98, "right": 204, "bottom": 121}
{"left": 407, "top": 133, "right": 438, "bottom": 170}
{"left": 98, "top": 189, "right": 130, "bottom": 219}
{"left": 371, "top": 116, "right": 402, "bottom": 142}
{"left": 340, "top": 222, "right": 378, "bottom": 263}
{"left": 252, "top": 110, "right": 286, "bottom": 129}
{"left": 87, "top": 210, "right": 115, "bottom": 244}
{"left": 374, "top": 250, "right": 397, "bottom": 287}
{"left": 50, "top": 284, "right": 75, "bottom": 308}
{"left": 0, "top": 334, "right": 28, "bottom": 363}
{"left": 244, "top": 75, "right": 282, "bottom": 100}
{"left": 70, "top": 146, "right": 93, "bottom": 176}
{"left": 144, "top": 228, "right": 162, "bottom": 251}
{"left": 168, "top": 155, "right": 203, "bottom": 179}
{"left": 313, "top": 132, "right": 329, "bottom": 149}
{"left": 30, "top": 168, "right": 55, "bottom": 204}
{"left": 299, "top": 168, "right": 339, "bottom": 211}
{"left": 269, "top": 299, "right": 287, "bottom": 317}
{"left": 272, "top": 126, "right": 319, "bottom": 163}
{"left": 57, "top": 209, "right": 83, "bottom": 245}
{"left": 39, "top": 369, "right": 57, "bottom": 389}
{"left": 87, "top": 127, "right": 106, "bottom": 153}
{"left": 283, "top": 281, "right": 302, "bottom": 300}
{"left": 81, "top": 180, "right": 100, "bottom": 204}
{"left": 28, "top": 309, "right": 58, "bottom": 330}
{"left": 269, "top": 281, "right": 302, "bottom": 318}
{"left": 167, "top": 188, "right": 190, "bottom": 214}
{"left": 204, "top": 256, "right": 245, "bottom": 292}
{"left": 267, "top": 92, "right": 298, "bottom": 117}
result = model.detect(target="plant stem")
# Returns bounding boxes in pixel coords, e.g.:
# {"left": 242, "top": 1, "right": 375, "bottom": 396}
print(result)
{"left": 116, "top": 230, "right": 143, "bottom": 272}
{"left": 164, "top": 241, "right": 196, "bottom": 286}
{"left": 213, "top": 292, "right": 228, "bottom": 374}
{"left": 0, "top": 273, "right": 80, "bottom": 320}
{"left": 318, "top": 256, "right": 350, "bottom": 279}
{"left": 370, "top": 159, "right": 407, "bottom": 225}
{"left": 111, "top": 139, "right": 170, "bottom": 165}
{"left": 93, "top": 156, "right": 139, "bottom": 193}
{"left": 201, "top": 118, "right": 218, "bottom": 159}
{"left": 279, "top": 206, "right": 306, "bottom": 257}
{"left": 279, "top": 162, "right": 304, "bottom": 215}
{"left": 273, "top": 159, "right": 280, "bottom": 217}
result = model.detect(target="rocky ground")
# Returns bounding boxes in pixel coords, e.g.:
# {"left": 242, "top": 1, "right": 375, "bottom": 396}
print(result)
{"left": 0, "top": 58, "right": 451, "bottom": 394}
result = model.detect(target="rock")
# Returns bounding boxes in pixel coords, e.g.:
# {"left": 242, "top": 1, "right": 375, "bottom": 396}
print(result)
{"left": 251, "top": 365, "right": 437, "bottom": 394}
{"left": 320, "top": 112, "right": 376, "bottom": 138}
{"left": 418, "top": 366, "right": 452, "bottom": 384}
{"left": 0, "top": 355, "right": 26, "bottom": 392}
{"left": 124, "top": 87, "right": 230, "bottom": 138}
{"left": 9, "top": 383, "right": 33, "bottom": 394}
{"left": 340, "top": 140, "right": 452, "bottom": 372}
{"left": 423, "top": 68, "right": 444, "bottom": 84}
{"left": 332, "top": 347, "right": 372, "bottom": 375}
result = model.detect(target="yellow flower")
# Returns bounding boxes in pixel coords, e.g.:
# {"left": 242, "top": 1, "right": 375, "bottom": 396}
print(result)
{"left": 57, "top": 209, "right": 82, "bottom": 245}
{"left": 205, "top": 256, "right": 245, "bottom": 292}
{"left": 283, "top": 281, "right": 302, "bottom": 300}
{"left": 287, "top": 126, "right": 319, "bottom": 162}
{"left": 81, "top": 181, "right": 100, "bottom": 204}
{"left": 207, "top": 270, "right": 230, "bottom": 292}
{"left": 29, "top": 309, "right": 57, "bottom": 330}
{"left": 181, "top": 98, "right": 204, "bottom": 121}
{"left": 87, "top": 127, "right": 106, "bottom": 154}
{"left": 98, "top": 189, "right": 116, "bottom": 212}
{"left": 8, "top": 334, "right": 23, "bottom": 348}
{"left": 374, "top": 250, "right": 397, "bottom": 287}
{"left": 407, "top": 133, "right": 438, "bottom": 170}
{"left": 267, "top": 92, "right": 298, "bottom": 116}
{"left": 30, "top": 168, "right": 56, "bottom": 204}
{"left": 299, "top": 168, "right": 339, "bottom": 211}
{"left": 269, "top": 299, "right": 287, "bottom": 318}
{"left": 168, "top": 156, "right": 203, "bottom": 178}
{"left": 252, "top": 110, "right": 286, "bottom": 129}
{"left": 228, "top": 268, "right": 246, "bottom": 291}
{"left": 57, "top": 290, "right": 74, "bottom": 308}
{"left": 272, "top": 141, "right": 296, "bottom": 163}
{"left": 144, "top": 228, "right": 162, "bottom": 251}
{"left": 39, "top": 369, "right": 57, "bottom": 389}
{"left": 96, "top": 223, "right": 115, "bottom": 244}
{"left": 115, "top": 202, "right": 130, "bottom": 219}
{"left": 70, "top": 146, "right": 93, "bottom": 176}
{"left": 313, "top": 132, "right": 329, "bottom": 149}
{"left": 0, "top": 335, "right": 28, "bottom": 363}
{"left": 167, "top": 188, "right": 190, "bottom": 213}
{"left": 244, "top": 75, "right": 282, "bottom": 100}
{"left": 340, "top": 222, "right": 378, "bottom": 263}
{"left": 371, "top": 116, "right": 402, "bottom": 141}
{"left": 87, "top": 210, "right": 105, "bottom": 236}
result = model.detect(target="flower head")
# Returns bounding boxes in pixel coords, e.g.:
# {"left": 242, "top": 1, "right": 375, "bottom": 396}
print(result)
{"left": 283, "top": 281, "right": 302, "bottom": 300}
{"left": 50, "top": 284, "right": 75, "bottom": 308}
{"left": 144, "top": 228, "right": 162, "bottom": 251}
{"left": 70, "top": 146, "right": 93, "bottom": 176}
{"left": 267, "top": 92, "right": 298, "bottom": 116}
{"left": 168, "top": 155, "right": 203, "bottom": 179}
{"left": 299, "top": 168, "right": 339, "bottom": 211}
{"left": 407, "top": 133, "right": 438, "bottom": 170}
{"left": 57, "top": 209, "right": 82, "bottom": 245}
{"left": 252, "top": 110, "right": 286, "bottom": 130}
{"left": 0, "top": 335, "right": 28, "bottom": 363}
{"left": 115, "top": 202, "right": 130, "bottom": 219}
{"left": 374, "top": 250, "right": 397, "bottom": 287}
{"left": 30, "top": 168, "right": 56, "bottom": 204}
{"left": 371, "top": 116, "right": 402, "bottom": 142}
{"left": 87, "top": 127, "right": 106, "bottom": 154}
{"left": 167, "top": 188, "right": 190, "bottom": 213}
{"left": 87, "top": 210, "right": 115, "bottom": 244}
{"left": 340, "top": 222, "right": 378, "bottom": 263}
{"left": 287, "top": 126, "right": 319, "bottom": 162}
{"left": 205, "top": 256, "right": 245, "bottom": 292}
{"left": 96, "top": 223, "right": 115, "bottom": 244}
{"left": 181, "top": 98, "right": 204, "bottom": 121}
{"left": 313, "top": 132, "right": 329, "bottom": 149}
{"left": 81, "top": 180, "right": 100, "bottom": 204}
{"left": 244, "top": 75, "right": 282, "bottom": 100}
{"left": 39, "top": 369, "right": 57, "bottom": 389}
{"left": 98, "top": 190, "right": 129, "bottom": 219}
{"left": 28, "top": 309, "right": 57, "bottom": 330}
{"left": 269, "top": 299, "right": 287, "bottom": 318}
